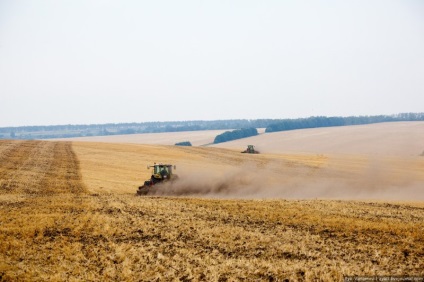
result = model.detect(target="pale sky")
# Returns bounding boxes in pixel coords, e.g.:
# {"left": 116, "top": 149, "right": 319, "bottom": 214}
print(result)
{"left": 1, "top": 0, "right": 423, "bottom": 127}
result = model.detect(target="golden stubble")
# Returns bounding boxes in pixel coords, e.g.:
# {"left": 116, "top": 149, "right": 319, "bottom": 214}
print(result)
{"left": 0, "top": 140, "right": 423, "bottom": 281}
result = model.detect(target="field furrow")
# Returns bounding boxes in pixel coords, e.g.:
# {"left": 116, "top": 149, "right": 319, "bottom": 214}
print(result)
{"left": 0, "top": 142, "right": 86, "bottom": 194}
{"left": 39, "top": 142, "right": 87, "bottom": 194}
{"left": 0, "top": 140, "right": 25, "bottom": 159}
{"left": 0, "top": 141, "right": 89, "bottom": 280}
{"left": 0, "top": 141, "right": 43, "bottom": 192}
{"left": 1, "top": 141, "right": 56, "bottom": 194}
{"left": 0, "top": 141, "right": 35, "bottom": 177}
{"left": 0, "top": 141, "right": 86, "bottom": 195}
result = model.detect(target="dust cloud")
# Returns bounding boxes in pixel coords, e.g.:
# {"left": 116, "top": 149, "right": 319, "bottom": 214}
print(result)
{"left": 149, "top": 159, "right": 424, "bottom": 201}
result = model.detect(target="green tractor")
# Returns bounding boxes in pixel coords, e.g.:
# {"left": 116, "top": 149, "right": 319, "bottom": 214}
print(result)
{"left": 241, "top": 145, "right": 259, "bottom": 154}
{"left": 137, "top": 163, "right": 178, "bottom": 195}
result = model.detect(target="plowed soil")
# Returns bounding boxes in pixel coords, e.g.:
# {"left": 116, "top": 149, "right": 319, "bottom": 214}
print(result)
{"left": 1, "top": 140, "right": 423, "bottom": 281}
{"left": 0, "top": 140, "right": 85, "bottom": 195}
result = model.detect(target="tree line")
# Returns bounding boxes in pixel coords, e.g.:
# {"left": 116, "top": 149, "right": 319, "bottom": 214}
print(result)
{"left": 175, "top": 141, "right": 192, "bottom": 146}
{"left": 265, "top": 113, "right": 424, "bottom": 133}
{"left": 0, "top": 119, "right": 277, "bottom": 140}
{"left": 1, "top": 112, "right": 423, "bottom": 140}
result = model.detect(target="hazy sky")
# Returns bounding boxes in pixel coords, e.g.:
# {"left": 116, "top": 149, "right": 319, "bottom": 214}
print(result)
{"left": 1, "top": 1, "right": 423, "bottom": 127}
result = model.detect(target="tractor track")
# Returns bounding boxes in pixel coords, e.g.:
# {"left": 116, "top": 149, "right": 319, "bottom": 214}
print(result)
{"left": 0, "top": 141, "right": 44, "bottom": 192}
{"left": 0, "top": 140, "right": 37, "bottom": 176}
{"left": 0, "top": 140, "right": 86, "bottom": 195}
{"left": 0, "top": 140, "right": 25, "bottom": 159}
{"left": 39, "top": 142, "right": 87, "bottom": 194}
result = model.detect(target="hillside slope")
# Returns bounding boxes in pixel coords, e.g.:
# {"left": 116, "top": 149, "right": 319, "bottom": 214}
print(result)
{"left": 71, "top": 141, "right": 424, "bottom": 201}
{"left": 212, "top": 121, "right": 424, "bottom": 157}
{"left": 60, "top": 122, "right": 424, "bottom": 157}
{"left": 56, "top": 129, "right": 230, "bottom": 146}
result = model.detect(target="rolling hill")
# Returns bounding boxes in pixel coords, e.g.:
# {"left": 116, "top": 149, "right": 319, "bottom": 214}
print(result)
{"left": 212, "top": 121, "right": 424, "bottom": 157}
{"left": 60, "top": 121, "right": 424, "bottom": 157}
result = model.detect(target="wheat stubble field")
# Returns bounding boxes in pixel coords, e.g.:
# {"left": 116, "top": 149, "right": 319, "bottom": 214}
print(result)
{"left": 1, "top": 124, "right": 424, "bottom": 281}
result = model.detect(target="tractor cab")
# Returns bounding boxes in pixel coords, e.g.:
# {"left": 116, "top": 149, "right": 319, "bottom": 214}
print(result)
{"left": 151, "top": 164, "right": 174, "bottom": 179}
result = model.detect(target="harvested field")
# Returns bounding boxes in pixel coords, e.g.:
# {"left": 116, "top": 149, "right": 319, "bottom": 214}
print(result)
{"left": 60, "top": 122, "right": 424, "bottom": 157}
{"left": 0, "top": 140, "right": 85, "bottom": 195}
{"left": 54, "top": 129, "right": 235, "bottom": 146}
{"left": 1, "top": 139, "right": 424, "bottom": 281}
{"left": 211, "top": 122, "right": 424, "bottom": 157}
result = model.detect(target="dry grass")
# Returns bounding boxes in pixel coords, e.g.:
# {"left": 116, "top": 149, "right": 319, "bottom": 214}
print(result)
{"left": 1, "top": 140, "right": 423, "bottom": 281}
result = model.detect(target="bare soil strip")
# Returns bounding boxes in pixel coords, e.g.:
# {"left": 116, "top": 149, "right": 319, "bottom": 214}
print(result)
{"left": 0, "top": 141, "right": 89, "bottom": 280}
{"left": 39, "top": 142, "right": 87, "bottom": 194}
{"left": 0, "top": 141, "right": 86, "bottom": 195}
{"left": 0, "top": 140, "right": 38, "bottom": 185}
{"left": 0, "top": 140, "right": 24, "bottom": 160}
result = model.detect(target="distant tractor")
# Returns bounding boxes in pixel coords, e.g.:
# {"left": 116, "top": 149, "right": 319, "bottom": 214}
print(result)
{"left": 137, "top": 163, "right": 178, "bottom": 195}
{"left": 241, "top": 145, "right": 259, "bottom": 154}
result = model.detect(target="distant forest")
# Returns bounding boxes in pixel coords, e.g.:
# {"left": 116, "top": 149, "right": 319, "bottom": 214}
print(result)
{"left": 0, "top": 112, "right": 423, "bottom": 140}
{"left": 214, "top": 128, "right": 258, "bottom": 144}
{"left": 265, "top": 112, "right": 424, "bottom": 133}
{"left": 0, "top": 119, "right": 274, "bottom": 140}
